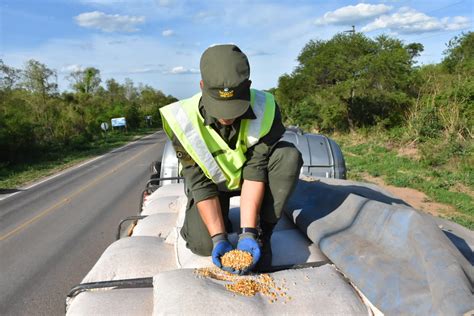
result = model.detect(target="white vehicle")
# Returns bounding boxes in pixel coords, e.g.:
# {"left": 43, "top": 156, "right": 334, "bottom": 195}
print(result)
{"left": 65, "top": 130, "right": 473, "bottom": 315}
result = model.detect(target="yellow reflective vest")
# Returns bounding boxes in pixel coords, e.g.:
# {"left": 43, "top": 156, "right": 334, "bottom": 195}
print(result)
{"left": 160, "top": 89, "right": 276, "bottom": 190}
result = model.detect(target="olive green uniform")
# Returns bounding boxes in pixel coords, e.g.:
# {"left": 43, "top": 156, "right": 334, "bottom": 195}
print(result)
{"left": 173, "top": 98, "right": 303, "bottom": 256}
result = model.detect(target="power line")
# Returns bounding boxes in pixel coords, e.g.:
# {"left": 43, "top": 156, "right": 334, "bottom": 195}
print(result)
{"left": 424, "top": 0, "right": 469, "bottom": 15}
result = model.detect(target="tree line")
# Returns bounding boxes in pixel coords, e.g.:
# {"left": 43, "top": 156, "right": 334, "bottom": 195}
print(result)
{"left": 0, "top": 61, "right": 177, "bottom": 163}
{"left": 272, "top": 31, "right": 473, "bottom": 168}
{"left": 1, "top": 31, "right": 472, "bottom": 166}
{"left": 274, "top": 31, "right": 473, "bottom": 144}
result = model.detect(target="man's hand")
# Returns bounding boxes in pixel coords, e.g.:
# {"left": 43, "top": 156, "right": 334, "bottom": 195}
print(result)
{"left": 211, "top": 233, "right": 236, "bottom": 273}
{"left": 236, "top": 232, "right": 261, "bottom": 275}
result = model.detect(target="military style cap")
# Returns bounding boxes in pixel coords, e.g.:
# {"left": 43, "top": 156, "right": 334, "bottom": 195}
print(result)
{"left": 200, "top": 44, "right": 251, "bottom": 119}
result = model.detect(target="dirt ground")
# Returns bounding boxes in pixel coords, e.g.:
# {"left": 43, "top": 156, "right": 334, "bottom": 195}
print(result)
{"left": 362, "top": 174, "right": 456, "bottom": 218}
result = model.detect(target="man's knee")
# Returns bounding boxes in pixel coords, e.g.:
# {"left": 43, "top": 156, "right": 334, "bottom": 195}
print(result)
{"left": 180, "top": 226, "right": 213, "bottom": 256}
{"left": 180, "top": 203, "right": 213, "bottom": 257}
{"left": 190, "top": 241, "right": 213, "bottom": 257}
{"left": 269, "top": 141, "right": 303, "bottom": 175}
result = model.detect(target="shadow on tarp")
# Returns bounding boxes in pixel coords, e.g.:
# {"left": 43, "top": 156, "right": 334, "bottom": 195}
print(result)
{"left": 228, "top": 206, "right": 313, "bottom": 266}
{"left": 444, "top": 230, "right": 474, "bottom": 265}
{"left": 286, "top": 180, "right": 410, "bottom": 228}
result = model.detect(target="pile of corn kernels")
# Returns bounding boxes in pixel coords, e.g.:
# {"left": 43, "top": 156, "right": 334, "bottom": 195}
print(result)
{"left": 194, "top": 267, "right": 292, "bottom": 304}
{"left": 221, "top": 250, "right": 253, "bottom": 270}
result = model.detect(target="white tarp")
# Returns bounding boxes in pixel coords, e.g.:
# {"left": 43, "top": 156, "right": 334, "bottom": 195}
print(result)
{"left": 82, "top": 237, "right": 175, "bottom": 283}
{"left": 141, "top": 195, "right": 186, "bottom": 216}
{"left": 146, "top": 183, "right": 185, "bottom": 199}
{"left": 132, "top": 213, "right": 178, "bottom": 238}
{"left": 152, "top": 265, "right": 371, "bottom": 315}
{"left": 67, "top": 288, "right": 153, "bottom": 316}
{"left": 174, "top": 227, "right": 328, "bottom": 269}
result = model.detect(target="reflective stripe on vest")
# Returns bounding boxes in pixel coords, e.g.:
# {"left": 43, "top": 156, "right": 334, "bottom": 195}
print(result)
{"left": 163, "top": 98, "right": 227, "bottom": 184}
{"left": 246, "top": 90, "right": 266, "bottom": 147}
{"left": 160, "top": 89, "right": 275, "bottom": 190}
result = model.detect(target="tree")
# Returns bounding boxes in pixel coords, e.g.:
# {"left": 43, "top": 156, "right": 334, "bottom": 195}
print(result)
{"left": 20, "top": 60, "right": 60, "bottom": 142}
{"left": 0, "top": 60, "right": 21, "bottom": 90}
{"left": 442, "top": 32, "right": 474, "bottom": 73}
{"left": 125, "top": 103, "right": 141, "bottom": 128}
{"left": 0, "top": 94, "right": 37, "bottom": 161}
{"left": 22, "top": 59, "right": 58, "bottom": 97}
{"left": 0, "top": 59, "right": 178, "bottom": 164}
{"left": 68, "top": 67, "right": 101, "bottom": 94}
{"left": 139, "top": 85, "right": 176, "bottom": 126}
{"left": 405, "top": 42, "right": 424, "bottom": 63}
{"left": 124, "top": 78, "right": 138, "bottom": 101}
{"left": 105, "top": 78, "right": 125, "bottom": 105}
{"left": 276, "top": 32, "right": 422, "bottom": 130}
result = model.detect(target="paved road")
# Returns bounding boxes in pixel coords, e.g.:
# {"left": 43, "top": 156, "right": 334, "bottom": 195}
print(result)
{"left": 0, "top": 131, "right": 167, "bottom": 315}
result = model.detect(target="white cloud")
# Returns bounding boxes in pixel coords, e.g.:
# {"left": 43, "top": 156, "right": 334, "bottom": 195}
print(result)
{"left": 168, "top": 66, "right": 200, "bottom": 74}
{"left": 75, "top": 11, "right": 145, "bottom": 32}
{"left": 443, "top": 16, "right": 471, "bottom": 31}
{"left": 79, "top": 0, "right": 172, "bottom": 6}
{"left": 193, "top": 10, "right": 219, "bottom": 22}
{"left": 162, "top": 29, "right": 174, "bottom": 36}
{"left": 2, "top": 34, "right": 204, "bottom": 98}
{"left": 315, "top": 3, "right": 392, "bottom": 25}
{"left": 60, "top": 64, "right": 84, "bottom": 73}
{"left": 4, "top": 0, "right": 465, "bottom": 100}
{"left": 361, "top": 7, "right": 471, "bottom": 34}
{"left": 76, "top": 0, "right": 188, "bottom": 23}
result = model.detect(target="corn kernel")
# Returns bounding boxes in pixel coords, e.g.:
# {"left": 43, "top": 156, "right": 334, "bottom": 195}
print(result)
{"left": 194, "top": 267, "right": 290, "bottom": 304}
{"left": 221, "top": 250, "right": 253, "bottom": 270}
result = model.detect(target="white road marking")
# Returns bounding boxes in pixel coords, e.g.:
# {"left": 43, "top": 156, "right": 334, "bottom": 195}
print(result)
{"left": 0, "top": 141, "right": 159, "bottom": 241}
{"left": 23, "top": 155, "right": 106, "bottom": 190}
{"left": 0, "top": 131, "right": 164, "bottom": 202}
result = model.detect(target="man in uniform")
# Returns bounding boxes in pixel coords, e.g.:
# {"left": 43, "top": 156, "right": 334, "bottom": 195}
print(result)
{"left": 160, "top": 44, "right": 302, "bottom": 274}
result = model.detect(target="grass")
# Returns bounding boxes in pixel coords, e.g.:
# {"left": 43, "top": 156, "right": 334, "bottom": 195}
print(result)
{"left": 332, "top": 131, "right": 473, "bottom": 230}
{"left": 0, "top": 128, "right": 158, "bottom": 190}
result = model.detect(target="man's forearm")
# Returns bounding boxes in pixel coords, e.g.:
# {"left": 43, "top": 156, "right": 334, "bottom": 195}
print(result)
{"left": 196, "top": 196, "right": 226, "bottom": 237}
{"left": 240, "top": 179, "right": 265, "bottom": 228}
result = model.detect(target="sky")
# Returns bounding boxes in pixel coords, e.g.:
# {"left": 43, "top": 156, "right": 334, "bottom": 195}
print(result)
{"left": 1, "top": 0, "right": 472, "bottom": 99}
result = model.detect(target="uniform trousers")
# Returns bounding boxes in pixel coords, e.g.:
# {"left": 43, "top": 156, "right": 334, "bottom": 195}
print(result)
{"left": 180, "top": 141, "right": 303, "bottom": 256}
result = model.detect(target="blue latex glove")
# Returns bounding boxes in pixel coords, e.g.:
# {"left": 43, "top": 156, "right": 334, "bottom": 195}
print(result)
{"left": 211, "top": 233, "right": 236, "bottom": 273}
{"left": 236, "top": 233, "right": 261, "bottom": 275}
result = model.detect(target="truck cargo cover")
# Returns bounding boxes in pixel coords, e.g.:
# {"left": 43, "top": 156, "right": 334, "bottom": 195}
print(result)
{"left": 285, "top": 178, "right": 473, "bottom": 315}
{"left": 152, "top": 265, "right": 371, "bottom": 315}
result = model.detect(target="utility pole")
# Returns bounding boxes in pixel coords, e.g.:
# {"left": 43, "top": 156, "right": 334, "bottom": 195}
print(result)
{"left": 344, "top": 25, "right": 355, "bottom": 35}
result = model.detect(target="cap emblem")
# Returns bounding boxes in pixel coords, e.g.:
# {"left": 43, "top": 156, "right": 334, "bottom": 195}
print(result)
{"left": 219, "top": 88, "right": 234, "bottom": 98}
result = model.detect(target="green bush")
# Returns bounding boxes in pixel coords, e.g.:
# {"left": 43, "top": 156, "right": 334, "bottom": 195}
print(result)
{"left": 419, "top": 137, "right": 469, "bottom": 167}
{"left": 276, "top": 32, "right": 422, "bottom": 130}
{"left": 0, "top": 59, "right": 176, "bottom": 164}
